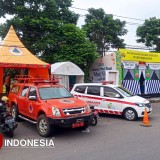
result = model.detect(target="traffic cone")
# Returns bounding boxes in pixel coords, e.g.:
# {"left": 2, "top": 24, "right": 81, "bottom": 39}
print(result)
{"left": 140, "top": 108, "right": 152, "bottom": 127}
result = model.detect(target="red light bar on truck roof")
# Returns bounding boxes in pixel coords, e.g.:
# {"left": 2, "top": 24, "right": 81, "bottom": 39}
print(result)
{"left": 14, "top": 75, "right": 59, "bottom": 84}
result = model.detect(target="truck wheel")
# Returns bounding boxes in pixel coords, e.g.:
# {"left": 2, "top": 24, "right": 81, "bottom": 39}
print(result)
{"left": 123, "top": 108, "right": 137, "bottom": 121}
{"left": 11, "top": 104, "right": 19, "bottom": 121}
{"left": 90, "top": 116, "right": 98, "bottom": 126}
{"left": 37, "top": 114, "right": 51, "bottom": 137}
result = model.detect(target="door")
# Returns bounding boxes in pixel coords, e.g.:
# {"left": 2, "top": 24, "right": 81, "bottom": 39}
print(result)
{"left": 69, "top": 75, "right": 76, "bottom": 91}
{"left": 101, "top": 86, "right": 122, "bottom": 115}
{"left": 86, "top": 86, "right": 102, "bottom": 109}
{"left": 18, "top": 86, "right": 29, "bottom": 115}
{"left": 26, "top": 87, "right": 39, "bottom": 120}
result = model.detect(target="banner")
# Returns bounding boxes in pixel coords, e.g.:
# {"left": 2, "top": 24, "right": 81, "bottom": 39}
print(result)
{"left": 116, "top": 51, "right": 122, "bottom": 84}
{"left": 134, "top": 68, "right": 139, "bottom": 80}
{"left": 145, "top": 69, "right": 151, "bottom": 80}
{"left": 119, "top": 49, "right": 160, "bottom": 62}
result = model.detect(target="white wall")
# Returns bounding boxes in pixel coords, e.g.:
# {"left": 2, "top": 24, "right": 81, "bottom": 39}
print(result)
{"left": 90, "top": 53, "right": 117, "bottom": 83}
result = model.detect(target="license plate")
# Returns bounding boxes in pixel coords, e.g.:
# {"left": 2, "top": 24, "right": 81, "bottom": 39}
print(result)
{"left": 72, "top": 122, "right": 84, "bottom": 128}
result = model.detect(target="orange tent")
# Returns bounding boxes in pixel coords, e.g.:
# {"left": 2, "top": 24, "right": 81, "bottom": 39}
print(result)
{"left": 0, "top": 26, "right": 50, "bottom": 93}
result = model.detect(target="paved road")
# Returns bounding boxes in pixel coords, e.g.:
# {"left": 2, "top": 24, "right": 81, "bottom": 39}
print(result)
{"left": 1, "top": 103, "right": 160, "bottom": 160}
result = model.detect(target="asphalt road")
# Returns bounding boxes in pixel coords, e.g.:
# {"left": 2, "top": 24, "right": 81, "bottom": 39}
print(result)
{"left": 1, "top": 103, "right": 160, "bottom": 160}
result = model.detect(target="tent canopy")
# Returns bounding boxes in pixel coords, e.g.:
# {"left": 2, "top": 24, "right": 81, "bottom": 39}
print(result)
{"left": 51, "top": 62, "right": 84, "bottom": 75}
{"left": 0, "top": 25, "right": 50, "bottom": 68}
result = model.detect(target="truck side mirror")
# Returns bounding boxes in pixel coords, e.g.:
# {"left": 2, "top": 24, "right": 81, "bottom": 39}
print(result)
{"left": 29, "top": 96, "right": 37, "bottom": 101}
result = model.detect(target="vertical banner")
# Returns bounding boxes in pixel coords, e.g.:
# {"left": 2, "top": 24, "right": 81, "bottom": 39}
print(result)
{"left": 122, "top": 67, "right": 124, "bottom": 80}
{"left": 134, "top": 68, "right": 139, "bottom": 80}
{"left": 145, "top": 68, "right": 151, "bottom": 80}
{"left": 116, "top": 51, "right": 122, "bottom": 84}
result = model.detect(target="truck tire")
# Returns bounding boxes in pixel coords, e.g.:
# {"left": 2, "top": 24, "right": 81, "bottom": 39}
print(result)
{"left": 90, "top": 116, "right": 98, "bottom": 126}
{"left": 37, "top": 114, "right": 51, "bottom": 137}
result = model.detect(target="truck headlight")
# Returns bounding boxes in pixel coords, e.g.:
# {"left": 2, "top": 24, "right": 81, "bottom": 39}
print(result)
{"left": 136, "top": 103, "right": 145, "bottom": 107}
{"left": 52, "top": 107, "right": 61, "bottom": 116}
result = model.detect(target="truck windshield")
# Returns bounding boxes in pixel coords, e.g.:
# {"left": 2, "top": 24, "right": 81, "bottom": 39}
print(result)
{"left": 39, "top": 87, "right": 73, "bottom": 100}
{"left": 115, "top": 86, "right": 133, "bottom": 97}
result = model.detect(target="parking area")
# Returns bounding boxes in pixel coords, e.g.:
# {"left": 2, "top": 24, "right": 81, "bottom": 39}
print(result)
{"left": 1, "top": 102, "right": 160, "bottom": 160}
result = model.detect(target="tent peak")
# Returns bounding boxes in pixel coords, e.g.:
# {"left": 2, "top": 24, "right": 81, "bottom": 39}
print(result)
{"left": 10, "top": 25, "right": 14, "bottom": 29}
{"left": 9, "top": 25, "right": 15, "bottom": 32}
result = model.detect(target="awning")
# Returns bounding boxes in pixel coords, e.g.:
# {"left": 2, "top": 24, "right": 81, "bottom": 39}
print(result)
{"left": 0, "top": 25, "right": 50, "bottom": 68}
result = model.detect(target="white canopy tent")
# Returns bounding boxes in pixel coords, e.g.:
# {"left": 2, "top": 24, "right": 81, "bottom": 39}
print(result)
{"left": 51, "top": 62, "right": 84, "bottom": 90}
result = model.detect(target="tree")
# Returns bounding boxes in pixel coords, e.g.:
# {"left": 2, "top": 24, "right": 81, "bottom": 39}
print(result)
{"left": 0, "top": 0, "right": 79, "bottom": 55}
{"left": 136, "top": 17, "right": 160, "bottom": 52}
{"left": 82, "top": 8, "right": 127, "bottom": 56}
{"left": 43, "top": 23, "right": 98, "bottom": 81}
{"left": 0, "top": 0, "right": 98, "bottom": 81}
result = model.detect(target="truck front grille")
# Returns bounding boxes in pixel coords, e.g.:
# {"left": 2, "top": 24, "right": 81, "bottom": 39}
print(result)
{"left": 63, "top": 107, "right": 85, "bottom": 115}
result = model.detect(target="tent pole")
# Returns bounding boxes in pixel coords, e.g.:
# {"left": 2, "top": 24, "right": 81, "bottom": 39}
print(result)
{"left": 0, "top": 68, "right": 4, "bottom": 94}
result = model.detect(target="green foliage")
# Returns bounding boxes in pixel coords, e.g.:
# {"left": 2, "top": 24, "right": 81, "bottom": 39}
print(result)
{"left": 136, "top": 17, "right": 160, "bottom": 52}
{"left": 82, "top": 8, "right": 127, "bottom": 56}
{"left": 0, "top": 0, "right": 98, "bottom": 81}
{"left": 41, "top": 23, "right": 98, "bottom": 81}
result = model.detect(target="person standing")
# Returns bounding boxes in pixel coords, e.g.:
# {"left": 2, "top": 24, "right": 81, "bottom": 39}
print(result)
{"left": 5, "top": 74, "right": 11, "bottom": 95}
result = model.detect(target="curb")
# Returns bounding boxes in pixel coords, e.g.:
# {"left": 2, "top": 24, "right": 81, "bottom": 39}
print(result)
{"left": 147, "top": 99, "right": 160, "bottom": 103}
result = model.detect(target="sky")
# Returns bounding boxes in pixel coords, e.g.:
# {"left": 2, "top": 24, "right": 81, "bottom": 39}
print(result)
{"left": 71, "top": 0, "right": 160, "bottom": 50}
{"left": 0, "top": 0, "right": 159, "bottom": 50}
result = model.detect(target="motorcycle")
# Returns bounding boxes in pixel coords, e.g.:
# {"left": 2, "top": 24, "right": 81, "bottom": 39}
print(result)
{"left": 0, "top": 96, "right": 18, "bottom": 137}
{"left": 90, "top": 106, "right": 99, "bottom": 126}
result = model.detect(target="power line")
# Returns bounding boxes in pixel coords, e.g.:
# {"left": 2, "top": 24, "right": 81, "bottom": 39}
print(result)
{"left": 70, "top": 6, "right": 145, "bottom": 22}
{"left": 76, "top": 12, "right": 143, "bottom": 26}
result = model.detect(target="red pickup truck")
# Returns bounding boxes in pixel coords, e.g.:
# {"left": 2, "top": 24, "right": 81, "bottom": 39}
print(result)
{"left": 8, "top": 76, "right": 93, "bottom": 137}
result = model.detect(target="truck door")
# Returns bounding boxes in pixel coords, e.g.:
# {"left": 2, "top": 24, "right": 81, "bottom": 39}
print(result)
{"left": 26, "top": 87, "right": 39, "bottom": 120}
{"left": 18, "top": 86, "right": 29, "bottom": 115}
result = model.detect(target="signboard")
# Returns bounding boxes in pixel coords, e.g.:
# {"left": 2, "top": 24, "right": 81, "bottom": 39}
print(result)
{"left": 91, "top": 64, "right": 106, "bottom": 82}
{"left": 119, "top": 49, "right": 160, "bottom": 62}
{"left": 139, "top": 64, "right": 146, "bottom": 70}
{"left": 149, "top": 64, "right": 160, "bottom": 70}
{"left": 123, "top": 61, "right": 136, "bottom": 69}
